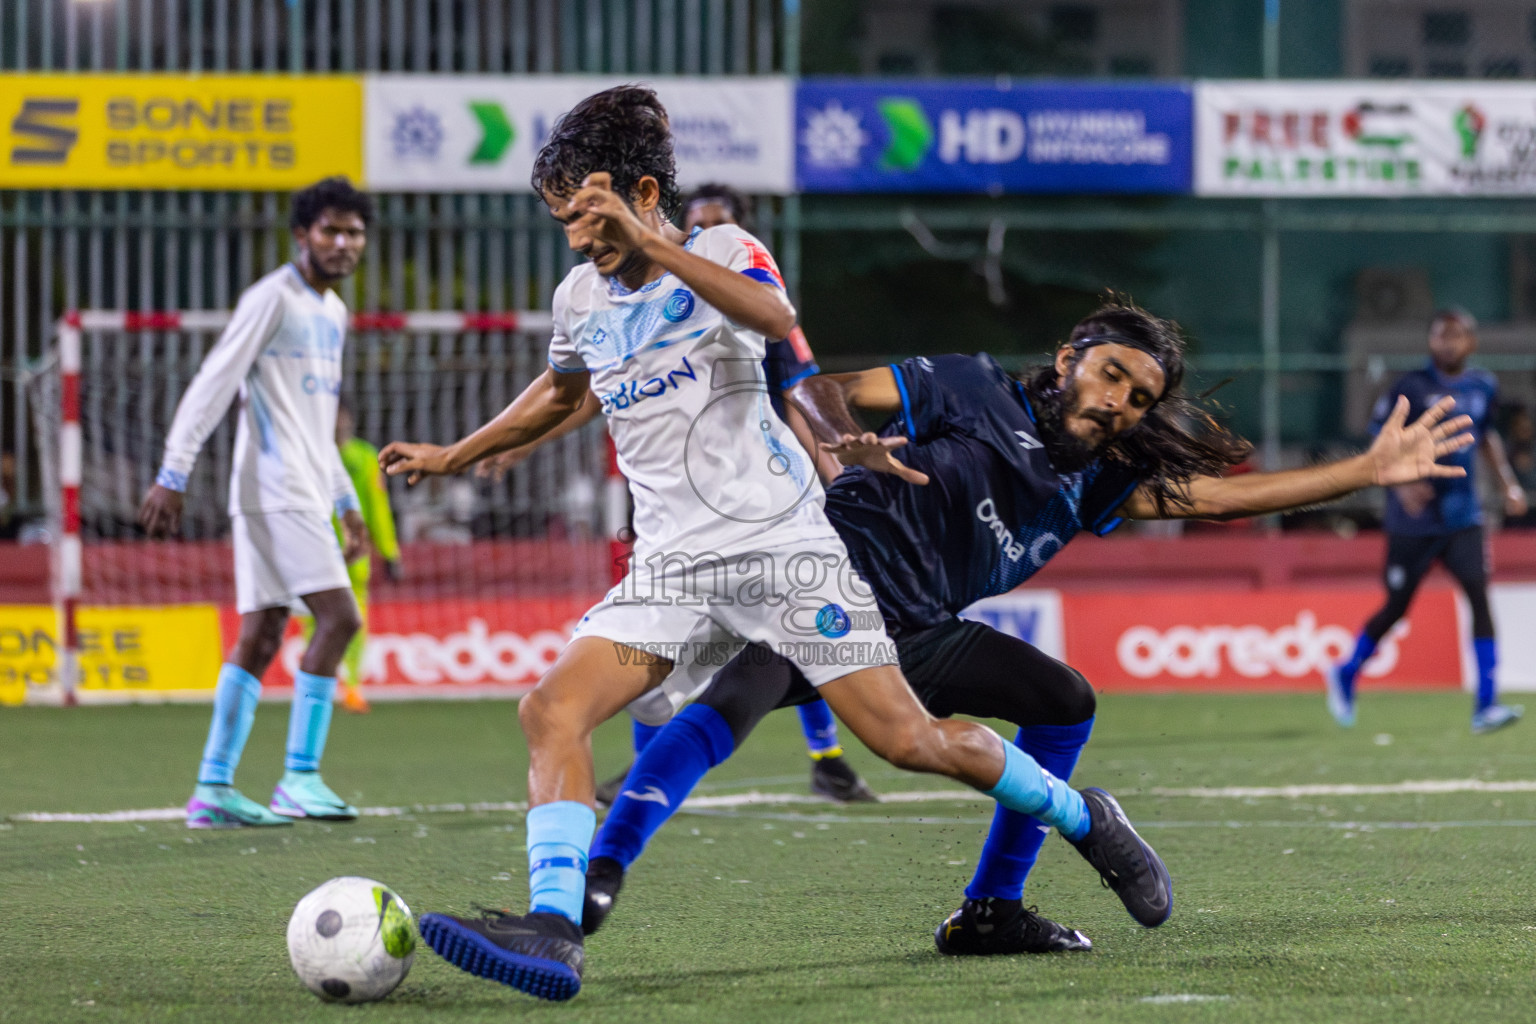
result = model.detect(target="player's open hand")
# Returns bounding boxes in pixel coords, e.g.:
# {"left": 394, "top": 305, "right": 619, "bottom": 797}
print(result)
{"left": 474, "top": 448, "right": 528, "bottom": 481}
{"left": 1368, "top": 395, "right": 1475, "bottom": 487}
{"left": 820, "top": 432, "right": 930, "bottom": 486}
{"left": 339, "top": 509, "right": 368, "bottom": 562}
{"left": 567, "top": 172, "right": 654, "bottom": 251}
{"left": 1505, "top": 483, "right": 1529, "bottom": 519}
{"left": 137, "top": 484, "right": 184, "bottom": 537}
{"left": 379, "top": 441, "right": 453, "bottom": 486}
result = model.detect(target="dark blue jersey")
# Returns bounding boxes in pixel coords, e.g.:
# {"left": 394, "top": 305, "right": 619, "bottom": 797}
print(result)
{"left": 1371, "top": 362, "right": 1496, "bottom": 536}
{"left": 824, "top": 353, "right": 1144, "bottom": 636}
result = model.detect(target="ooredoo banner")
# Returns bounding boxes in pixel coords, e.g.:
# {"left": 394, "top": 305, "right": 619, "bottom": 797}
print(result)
{"left": 364, "top": 75, "right": 794, "bottom": 193}
{"left": 1062, "top": 587, "right": 1463, "bottom": 691}
{"left": 796, "top": 79, "right": 1192, "bottom": 194}
{"left": 1197, "top": 80, "right": 1536, "bottom": 196}
{"left": 265, "top": 597, "right": 595, "bottom": 694}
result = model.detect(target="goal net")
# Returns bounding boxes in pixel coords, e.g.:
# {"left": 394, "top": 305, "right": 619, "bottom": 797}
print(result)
{"left": 19, "top": 310, "right": 621, "bottom": 705}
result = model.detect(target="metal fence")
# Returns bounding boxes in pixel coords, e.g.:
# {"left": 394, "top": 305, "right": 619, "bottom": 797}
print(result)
{"left": 0, "top": 0, "right": 793, "bottom": 521}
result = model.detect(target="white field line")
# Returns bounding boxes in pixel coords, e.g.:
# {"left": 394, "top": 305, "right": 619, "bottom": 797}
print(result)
{"left": 9, "top": 777, "right": 1536, "bottom": 824}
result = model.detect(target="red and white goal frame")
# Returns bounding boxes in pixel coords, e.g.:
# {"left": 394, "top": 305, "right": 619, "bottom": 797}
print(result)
{"left": 49, "top": 307, "right": 629, "bottom": 705}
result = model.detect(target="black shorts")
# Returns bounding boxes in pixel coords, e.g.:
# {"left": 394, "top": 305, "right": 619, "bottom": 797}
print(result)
{"left": 1384, "top": 526, "right": 1487, "bottom": 596}
{"left": 744, "top": 617, "right": 1096, "bottom": 730}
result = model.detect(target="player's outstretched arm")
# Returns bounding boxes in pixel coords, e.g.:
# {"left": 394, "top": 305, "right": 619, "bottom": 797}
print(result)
{"left": 379, "top": 367, "right": 590, "bottom": 485}
{"left": 789, "top": 370, "right": 930, "bottom": 485}
{"left": 1120, "top": 395, "right": 1475, "bottom": 521}
{"left": 475, "top": 391, "right": 602, "bottom": 481}
{"left": 568, "top": 172, "right": 796, "bottom": 340}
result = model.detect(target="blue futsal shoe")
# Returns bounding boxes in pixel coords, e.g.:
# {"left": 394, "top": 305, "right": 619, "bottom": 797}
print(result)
{"left": 1472, "top": 703, "right": 1523, "bottom": 735}
{"left": 1324, "top": 662, "right": 1356, "bottom": 728}
{"left": 186, "top": 784, "right": 292, "bottom": 829}
{"left": 419, "top": 909, "right": 583, "bottom": 1001}
{"left": 269, "top": 770, "right": 358, "bottom": 821}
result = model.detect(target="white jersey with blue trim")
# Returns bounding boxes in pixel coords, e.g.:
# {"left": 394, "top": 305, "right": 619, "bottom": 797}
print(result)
{"left": 158, "top": 264, "right": 357, "bottom": 517}
{"left": 548, "top": 225, "right": 831, "bottom": 557}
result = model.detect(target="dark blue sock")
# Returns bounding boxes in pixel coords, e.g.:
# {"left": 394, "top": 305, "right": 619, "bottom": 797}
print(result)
{"left": 592, "top": 704, "right": 735, "bottom": 868}
{"left": 966, "top": 717, "right": 1095, "bottom": 902}
{"left": 1474, "top": 637, "right": 1498, "bottom": 713}
{"left": 796, "top": 699, "right": 841, "bottom": 756}
{"left": 632, "top": 718, "right": 662, "bottom": 755}
{"left": 1339, "top": 633, "right": 1376, "bottom": 700}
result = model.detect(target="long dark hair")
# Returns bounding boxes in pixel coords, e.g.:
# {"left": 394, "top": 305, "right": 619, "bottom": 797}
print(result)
{"left": 531, "top": 85, "right": 682, "bottom": 220}
{"left": 1021, "top": 299, "right": 1252, "bottom": 517}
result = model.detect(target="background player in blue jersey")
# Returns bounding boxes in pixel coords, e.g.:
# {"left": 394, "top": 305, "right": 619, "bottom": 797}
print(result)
{"left": 580, "top": 300, "right": 1481, "bottom": 956}
{"left": 1328, "top": 309, "right": 1528, "bottom": 733}
{"left": 477, "top": 183, "right": 877, "bottom": 806}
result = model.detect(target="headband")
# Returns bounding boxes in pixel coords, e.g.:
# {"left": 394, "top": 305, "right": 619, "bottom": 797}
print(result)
{"left": 1069, "top": 332, "right": 1170, "bottom": 379}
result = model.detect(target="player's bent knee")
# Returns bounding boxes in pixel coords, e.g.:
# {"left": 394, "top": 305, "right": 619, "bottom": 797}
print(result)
{"left": 1060, "top": 668, "right": 1097, "bottom": 725}
{"left": 875, "top": 720, "right": 943, "bottom": 774}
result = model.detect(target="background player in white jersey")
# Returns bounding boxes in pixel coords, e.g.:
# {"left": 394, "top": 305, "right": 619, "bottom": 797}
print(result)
{"left": 138, "top": 177, "right": 374, "bottom": 829}
{"left": 379, "top": 86, "right": 1173, "bottom": 1003}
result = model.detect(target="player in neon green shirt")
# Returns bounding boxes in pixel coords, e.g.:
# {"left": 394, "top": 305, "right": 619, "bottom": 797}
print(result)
{"left": 322, "top": 401, "right": 401, "bottom": 713}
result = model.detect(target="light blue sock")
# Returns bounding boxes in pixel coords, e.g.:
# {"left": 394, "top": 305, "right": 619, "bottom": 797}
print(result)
{"left": 527, "top": 801, "right": 597, "bottom": 924}
{"left": 982, "top": 740, "right": 1090, "bottom": 842}
{"left": 285, "top": 671, "right": 336, "bottom": 772}
{"left": 632, "top": 718, "right": 662, "bottom": 755}
{"left": 1474, "top": 637, "right": 1498, "bottom": 713}
{"left": 796, "top": 699, "right": 841, "bottom": 756}
{"left": 967, "top": 718, "right": 1095, "bottom": 901}
{"left": 198, "top": 663, "right": 262, "bottom": 786}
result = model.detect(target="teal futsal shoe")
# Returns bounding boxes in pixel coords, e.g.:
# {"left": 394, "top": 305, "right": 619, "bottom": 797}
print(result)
{"left": 269, "top": 770, "right": 359, "bottom": 821}
{"left": 1472, "top": 704, "right": 1524, "bottom": 735}
{"left": 186, "top": 784, "right": 293, "bottom": 829}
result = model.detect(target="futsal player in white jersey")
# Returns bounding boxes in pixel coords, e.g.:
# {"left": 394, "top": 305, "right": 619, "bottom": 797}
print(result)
{"left": 379, "top": 87, "right": 1167, "bottom": 1002}
{"left": 139, "top": 177, "right": 374, "bottom": 829}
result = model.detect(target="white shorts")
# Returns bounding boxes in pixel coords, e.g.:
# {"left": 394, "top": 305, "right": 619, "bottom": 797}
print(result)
{"left": 231, "top": 510, "right": 351, "bottom": 614}
{"left": 570, "top": 536, "right": 897, "bottom": 726}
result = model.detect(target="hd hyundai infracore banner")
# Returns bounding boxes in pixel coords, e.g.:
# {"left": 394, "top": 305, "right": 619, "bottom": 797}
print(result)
{"left": 795, "top": 79, "right": 1193, "bottom": 194}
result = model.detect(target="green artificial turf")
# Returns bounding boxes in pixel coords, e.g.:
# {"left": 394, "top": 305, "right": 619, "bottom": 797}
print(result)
{"left": 4, "top": 692, "right": 1536, "bottom": 1023}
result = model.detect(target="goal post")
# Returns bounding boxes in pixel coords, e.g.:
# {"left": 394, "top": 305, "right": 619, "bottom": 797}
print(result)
{"left": 27, "top": 309, "right": 625, "bottom": 706}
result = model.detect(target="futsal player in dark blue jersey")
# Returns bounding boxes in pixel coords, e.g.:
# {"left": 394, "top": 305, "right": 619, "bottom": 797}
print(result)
{"left": 582, "top": 299, "right": 1479, "bottom": 955}
{"left": 1328, "top": 309, "right": 1528, "bottom": 733}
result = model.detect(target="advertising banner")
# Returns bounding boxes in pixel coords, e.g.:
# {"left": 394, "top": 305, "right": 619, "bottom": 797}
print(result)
{"left": 960, "top": 590, "right": 1064, "bottom": 660}
{"left": 0, "top": 74, "right": 363, "bottom": 190}
{"left": 262, "top": 596, "right": 595, "bottom": 694}
{"left": 1196, "top": 80, "right": 1536, "bottom": 196}
{"left": 365, "top": 76, "right": 794, "bottom": 193}
{"left": 0, "top": 604, "right": 223, "bottom": 704}
{"left": 1484, "top": 584, "right": 1536, "bottom": 691}
{"left": 796, "top": 80, "right": 1192, "bottom": 194}
{"left": 1062, "top": 587, "right": 1463, "bottom": 691}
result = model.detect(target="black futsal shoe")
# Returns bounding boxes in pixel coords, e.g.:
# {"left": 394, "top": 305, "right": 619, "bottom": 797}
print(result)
{"left": 1065, "top": 787, "right": 1173, "bottom": 927}
{"left": 810, "top": 755, "right": 878, "bottom": 803}
{"left": 418, "top": 909, "right": 584, "bottom": 1001}
{"left": 594, "top": 763, "right": 633, "bottom": 808}
{"left": 581, "top": 856, "right": 626, "bottom": 936}
{"left": 935, "top": 897, "right": 1092, "bottom": 955}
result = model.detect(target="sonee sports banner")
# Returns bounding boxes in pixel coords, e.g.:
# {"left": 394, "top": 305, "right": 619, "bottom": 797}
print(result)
{"left": 0, "top": 74, "right": 363, "bottom": 190}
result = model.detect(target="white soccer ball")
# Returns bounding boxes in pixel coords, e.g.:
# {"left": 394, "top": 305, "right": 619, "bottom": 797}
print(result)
{"left": 286, "top": 876, "right": 416, "bottom": 1003}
